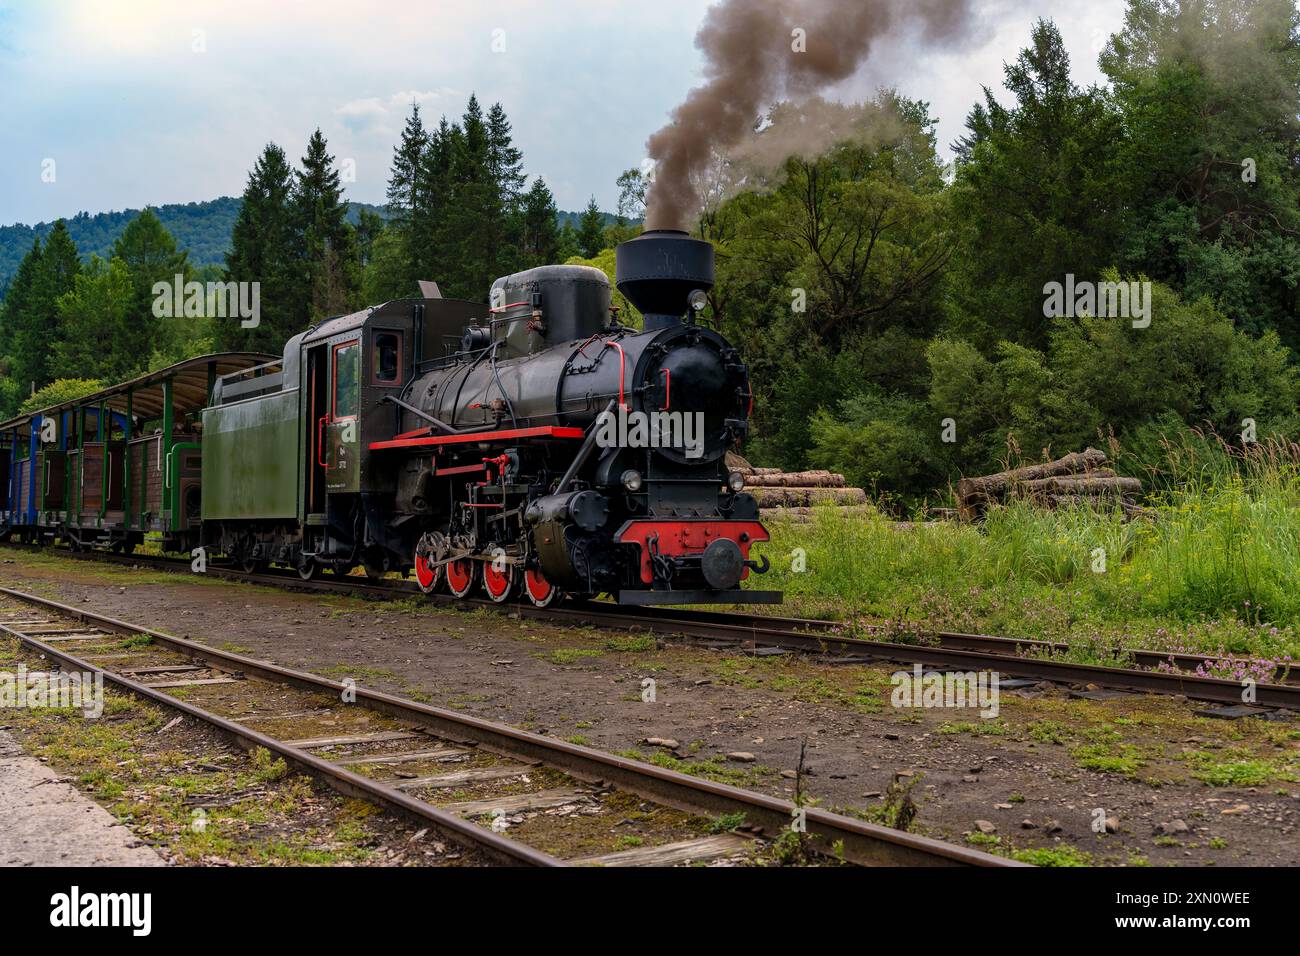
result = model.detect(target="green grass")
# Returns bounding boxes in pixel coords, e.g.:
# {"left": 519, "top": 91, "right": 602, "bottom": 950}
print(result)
{"left": 752, "top": 437, "right": 1300, "bottom": 662}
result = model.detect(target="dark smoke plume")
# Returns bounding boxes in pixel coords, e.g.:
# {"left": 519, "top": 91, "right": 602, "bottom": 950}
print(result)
{"left": 644, "top": 0, "right": 974, "bottom": 229}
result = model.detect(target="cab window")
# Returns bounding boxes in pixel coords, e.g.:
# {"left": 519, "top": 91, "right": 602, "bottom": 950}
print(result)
{"left": 372, "top": 331, "right": 402, "bottom": 385}
{"left": 333, "top": 340, "right": 360, "bottom": 419}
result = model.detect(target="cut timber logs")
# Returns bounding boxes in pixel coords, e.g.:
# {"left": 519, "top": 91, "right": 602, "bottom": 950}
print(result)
{"left": 743, "top": 470, "right": 846, "bottom": 488}
{"left": 724, "top": 451, "right": 867, "bottom": 514}
{"left": 1022, "top": 476, "right": 1142, "bottom": 497}
{"left": 957, "top": 448, "right": 1142, "bottom": 520}
{"left": 750, "top": 486, "right": 867, "bottom": 509}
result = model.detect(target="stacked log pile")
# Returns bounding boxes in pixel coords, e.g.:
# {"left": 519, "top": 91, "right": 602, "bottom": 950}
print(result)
{"left": 726, "top": 455, "right": 868, "bottom": 511}
{"left": 956, "top": 448, "right": 1143, "bottom": 520}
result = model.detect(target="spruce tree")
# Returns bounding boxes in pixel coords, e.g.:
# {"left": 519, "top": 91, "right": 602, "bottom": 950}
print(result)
{"left": 410, "top": 116, "right": 457, "bottom": 289}
{"left": 111, "top": 208, "right": 189, "bottom": 366}
{"left": 576, "top": 197, "right": 606, "bottom": 259}
{"left": 484, "top": 101, "right": 525, "bottom": 279}
{"left": 293, "top": 129, "right": 358, "bottom": 322}
{"left": 0, "top": 238, "right": 42, "bottom": 415}
{"left": 386, "top": 104, "right": 428, "bottom": 283}
{"left": 222, "top": 143, "right": 297, "bottom": 353}
{"left": 12, "top": 222, "right": 80, "bottom": 392}
{"left": 0, "top": 238, "right": 41, "bottom": 358}
{"left": 520, "top": 177, "right": 560, "bottom": 267}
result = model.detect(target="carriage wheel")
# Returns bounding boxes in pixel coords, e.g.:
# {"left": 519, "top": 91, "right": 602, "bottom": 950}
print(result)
{"left": 414, "top": 550, "right": 442, "bottom": 594}
{"left": 444, "top": 558, "right": 475, "bottom": 598}
{"left": 523, "top": 568, "right": 562, "bottom": 608}
{"left": 297, "top": 557, "right": 318, "bottom": 581}
{"left": 481, "top": 560, "right": 518, "bottom": 604}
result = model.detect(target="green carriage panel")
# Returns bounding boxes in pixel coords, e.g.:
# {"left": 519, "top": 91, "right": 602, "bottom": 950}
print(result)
{"left": 202, "top": 390, "right": 301, "bottom": 521}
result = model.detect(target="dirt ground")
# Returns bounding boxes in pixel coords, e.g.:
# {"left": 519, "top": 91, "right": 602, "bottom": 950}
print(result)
{"left": 3, "top": 550, "right": 1297, "bottom": 867}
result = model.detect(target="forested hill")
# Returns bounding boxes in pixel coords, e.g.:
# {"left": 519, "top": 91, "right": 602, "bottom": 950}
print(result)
{"left": 0, "top": 199, "right": 619, "bottom": 292}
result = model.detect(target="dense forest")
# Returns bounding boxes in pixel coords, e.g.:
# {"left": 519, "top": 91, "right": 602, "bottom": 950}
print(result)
{"left": 0, "top": 198, "right": 619, "bottom": 294}
{"left": 1, "top": 1, "right": 1296, "bottom": 506}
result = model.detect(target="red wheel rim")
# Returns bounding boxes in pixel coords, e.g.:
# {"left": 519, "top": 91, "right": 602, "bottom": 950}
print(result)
{"left": 483, "top": 562, "right": 512, "bottom": 600}
{"left": 446, "top": 559, "right": 473, "bottom": 597}
{"left": 414, "top": 553, "right": 439, "bottom": 592}
{"left": 524, "top": 569, "right": 553, "bottom": 605}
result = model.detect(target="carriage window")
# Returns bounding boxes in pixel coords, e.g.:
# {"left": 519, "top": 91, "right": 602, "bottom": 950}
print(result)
{"left": 372, "top": 331, "right": 402, "bottom": 384}
{"left": 333, "top": 340, "right": 360, "bottom": 419}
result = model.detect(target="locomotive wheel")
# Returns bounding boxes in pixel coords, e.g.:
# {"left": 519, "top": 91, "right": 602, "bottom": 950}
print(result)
{"left": 481, "top": 561, "right": 518, "bottom": 604}
{"left": 523, "top": 569, "right": 562, "bottom": 608}
{"left": 297, "top": 557, "right": 318, "bottom": 581}
{"left": 444, "top": 558, "right": 475, "bottom": 599}
{"left": 413, "top": 551, "right": 442, "bottom": 594}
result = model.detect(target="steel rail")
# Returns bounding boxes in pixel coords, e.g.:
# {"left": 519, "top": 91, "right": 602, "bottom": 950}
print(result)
{"left": 6, "top": 541, "right": 1293, "bottom": 710}
{"left": 0, "top": 585, "right": 1016, "bottom": 868}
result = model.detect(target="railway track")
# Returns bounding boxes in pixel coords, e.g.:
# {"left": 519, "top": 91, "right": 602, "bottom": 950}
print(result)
{"left": 6, "top": 541, "right": 1297, "bottom": 713}
{"left": 0, "top": 585, "right": 1012, "bottom": 868}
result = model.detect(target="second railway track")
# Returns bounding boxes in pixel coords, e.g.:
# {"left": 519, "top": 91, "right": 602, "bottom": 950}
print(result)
{"left": 0, "top": 585, "right": 1012, "bottom": 867}
{"left": 6, "top": 541, "right": 1297, "bottom": 713}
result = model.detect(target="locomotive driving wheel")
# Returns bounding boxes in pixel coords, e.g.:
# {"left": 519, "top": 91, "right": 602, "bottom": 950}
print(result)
{"left": 481, "top": 560, "right": 518, "bottom": 604}
{"left": 444, "top": 558, "right": 475, "bottom": 598}
{"left": 414, "top": 532, "right": 447, "bottom": 595}
{"left": 523, "top": 568, "right": 562, "bottom": 608}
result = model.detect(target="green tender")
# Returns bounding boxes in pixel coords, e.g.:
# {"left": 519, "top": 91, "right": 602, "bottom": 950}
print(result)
{"left": 201, "top": 390, "right": 300, "bottom": 520}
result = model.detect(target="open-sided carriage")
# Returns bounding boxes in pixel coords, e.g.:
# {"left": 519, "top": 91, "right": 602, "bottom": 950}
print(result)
{"left": 0, "top": 354, "right": 274, "bottom": 552}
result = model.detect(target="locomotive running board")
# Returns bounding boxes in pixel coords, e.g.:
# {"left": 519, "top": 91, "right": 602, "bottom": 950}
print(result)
{"left": 616, "top": 590, "right": 784, "bottom": 606}
{"left": 369, "top": 425, "right": 584, "bottom": 451}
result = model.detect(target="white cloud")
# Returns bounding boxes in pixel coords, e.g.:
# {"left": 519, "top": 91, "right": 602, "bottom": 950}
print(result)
{"left": 0, "top": 1, "right": 1130, "bottom": 225}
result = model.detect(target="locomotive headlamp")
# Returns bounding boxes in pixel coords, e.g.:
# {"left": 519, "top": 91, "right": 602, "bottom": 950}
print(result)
{"left": 688, "top": 289, "right": 708, "bottom": 313}
{"left": 727, "top": 471, "right": 745, "bottom": 493}
{"left": 621, "top": 469, "right": 644, "bottom": 492}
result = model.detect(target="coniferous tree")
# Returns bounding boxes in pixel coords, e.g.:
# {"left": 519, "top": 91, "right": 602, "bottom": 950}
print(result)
{"left": 221, "top": 143, "right": 297, "bottom": 353}
{"left": 447, "top": 95, "right": 495, "bottom": 298}
{"left": 354, "top": 208, "right": 385, "bottom": 270}
{"left": 386, "top": 104, "right": 428, "bottom": 282}
{"left": 576, "top": 197, "right": 606, "bottom": 259}
{"left": 111, "top": 208, "right": 190, "bottom": 365}
{"left": 0, "top": 238, "right": 42, "bottom": 415}
{"left": 411, "top": 116, "right": 457, "bottom": 288}
{"left": 293, "top": 129, "right": 358, "bottom": 322}
{"left": 11, "top": 222, "right": 80, "bottom": 392}
{"left": 484, "top": 101, "right": 526, "bottom": 279}
{"left": 0, "top": 238, "right": 41, "bottom": 359}
{"left": 520, "top": 177, "right": 561, "bottom": 267}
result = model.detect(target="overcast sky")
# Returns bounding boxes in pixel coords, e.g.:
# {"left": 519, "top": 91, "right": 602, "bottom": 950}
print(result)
{"left": 0, "top": 0, "right": 1126, "bottom": 226}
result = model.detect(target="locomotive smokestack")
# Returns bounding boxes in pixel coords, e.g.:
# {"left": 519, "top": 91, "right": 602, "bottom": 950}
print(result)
{"left": 614, "top": 229, "right": 715, "bottom": 331}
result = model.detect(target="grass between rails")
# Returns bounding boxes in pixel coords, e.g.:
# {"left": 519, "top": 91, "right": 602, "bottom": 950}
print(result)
{"left": 752, "top": 438, "right": 1300, "bottom": 664}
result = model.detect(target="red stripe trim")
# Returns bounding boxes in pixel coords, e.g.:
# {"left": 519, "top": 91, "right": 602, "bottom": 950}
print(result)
{"left": 434, "top": 462, "right": 488, "bottom": 477}
{"left": 370, "top": 425, "right": 584, "bottom": 451}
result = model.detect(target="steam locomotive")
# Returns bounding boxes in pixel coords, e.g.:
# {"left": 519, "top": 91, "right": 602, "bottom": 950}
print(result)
{"left": 1, "top": 230, "right": 779, "bottom": 607}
